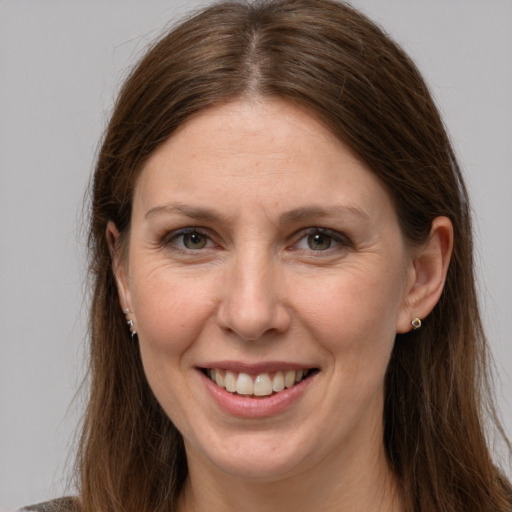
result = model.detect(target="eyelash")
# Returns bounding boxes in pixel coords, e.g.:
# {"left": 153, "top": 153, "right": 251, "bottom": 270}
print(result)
{"left": 163, "top": 228, "right": 216, "bottom": 252}
{"left": 291, "top": 227, "right": 351, "bottom": 253}
{"left": 162, "top": 227, "right": 351, "bottom": 255}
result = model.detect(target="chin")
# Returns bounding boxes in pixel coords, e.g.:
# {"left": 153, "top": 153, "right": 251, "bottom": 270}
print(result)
{"left": 186, "top": 429, "right": 318, "bottom": 482}
{"left": 211, "top": 452, "right": 309, "bottom": 483}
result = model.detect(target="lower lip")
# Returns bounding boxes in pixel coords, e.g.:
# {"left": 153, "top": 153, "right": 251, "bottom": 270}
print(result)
{"left": 199, "top": 370, "right": 315, "bottom": 419}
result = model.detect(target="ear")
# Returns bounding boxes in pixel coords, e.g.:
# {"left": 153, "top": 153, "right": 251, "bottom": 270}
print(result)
{"left": 396, "top": 216, "right": 453, "bottom": 333}
{"left": 106, "top": 221, "right": 132, "bottom": 314}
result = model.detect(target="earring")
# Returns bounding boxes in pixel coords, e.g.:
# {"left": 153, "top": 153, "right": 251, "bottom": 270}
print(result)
{"left": 411, "top": 317, "right": 422, "bottom": 330}
{"left": 124, "top": 308, "right": 137, "bottom": 338}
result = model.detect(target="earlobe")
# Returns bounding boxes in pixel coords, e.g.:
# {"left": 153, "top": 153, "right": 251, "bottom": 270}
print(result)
{"left": 397, "top": 216, "right": 453, "bottom": 333}
{"left": 106, "top": 221, "right": 132, "bottom": 314}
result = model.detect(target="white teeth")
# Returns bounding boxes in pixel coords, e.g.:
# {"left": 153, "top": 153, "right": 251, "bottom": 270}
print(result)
{"left": 272, "top": 371, "right": 285, "bottom": 392}
{"left": 207, "top": 368, "right": 313, "bottom": 396}
{"left": 224, "top": 370, "right": 237, "bottom": 392}
{"left": 284, "top": 370, "right": 296, "bottom": 389}
{"left": 215, "top": 370, "right": 225, "bottom": 388}
{"left": 236, "top": 372, "right": 254, "bottom": 395}
{"left": 253, "top": 373, "right": 273, "bottom": 396}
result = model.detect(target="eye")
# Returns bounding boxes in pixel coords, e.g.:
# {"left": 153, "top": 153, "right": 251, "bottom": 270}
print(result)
{"left": 294, "top": 228, "right": 349, "bottom": 252}
{"left": 166, "top": 229, "right": 214, "bottom": 251}
{"left": 305, "top": 232, "right": 333, "bottom": 251}
{"left": 181, "top": 231, "right": 208, "bottom": 250}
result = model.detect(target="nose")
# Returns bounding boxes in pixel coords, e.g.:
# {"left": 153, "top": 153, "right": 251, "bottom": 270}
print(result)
{"left": 216, "top": 249, "right": 291, "bottom": 342}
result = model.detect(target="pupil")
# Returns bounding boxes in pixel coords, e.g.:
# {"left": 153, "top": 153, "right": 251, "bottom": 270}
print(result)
{"left": 184, "top": 232, "right": 206, "bottom": 249}
{"left": 308, "top": 233, "right": 331, "bottom": 250}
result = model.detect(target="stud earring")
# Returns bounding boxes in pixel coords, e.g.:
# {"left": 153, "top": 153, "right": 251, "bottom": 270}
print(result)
{"left": 411, "top": 317, "right": 422, "bottom": 330}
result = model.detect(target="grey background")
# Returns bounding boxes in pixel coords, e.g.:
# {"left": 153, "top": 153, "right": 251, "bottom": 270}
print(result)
{"left": 1, "top": 1, "right": 511, "bottom": 509}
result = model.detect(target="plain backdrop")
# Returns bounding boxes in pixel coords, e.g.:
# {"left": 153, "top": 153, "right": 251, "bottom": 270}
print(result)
{"left": 1, "top": 1, "right": 511, "bottom": 510}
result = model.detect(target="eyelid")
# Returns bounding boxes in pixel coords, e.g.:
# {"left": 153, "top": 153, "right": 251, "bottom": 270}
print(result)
{"left": 163, "top": 227, "right": 217, "bottom": 251}
{"left": 291, "top": 227, "right": 352, "bottom": 252}
{"left": 158, "top": 225, "right": 351, "bottom": 254}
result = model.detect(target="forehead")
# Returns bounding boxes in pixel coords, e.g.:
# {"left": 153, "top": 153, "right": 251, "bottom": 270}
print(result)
{"left": 133, "top": 99, "right": 396, "bottom": 225}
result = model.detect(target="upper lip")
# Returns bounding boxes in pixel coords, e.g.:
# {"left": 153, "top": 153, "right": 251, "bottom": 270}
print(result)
{"left": 198, "top": 361, "right": 318, "bottom": 374}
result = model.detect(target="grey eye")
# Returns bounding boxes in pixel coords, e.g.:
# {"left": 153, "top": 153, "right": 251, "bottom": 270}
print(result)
{"left": 182, "top": 232, "right": 208, "bottom": 250}
{"left": 306, "top": 233, "right": 333, "bottom": 251}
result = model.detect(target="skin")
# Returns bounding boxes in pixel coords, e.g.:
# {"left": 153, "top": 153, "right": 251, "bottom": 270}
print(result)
{"left": 109, "top": 98, "right": 453, "bottom": 512}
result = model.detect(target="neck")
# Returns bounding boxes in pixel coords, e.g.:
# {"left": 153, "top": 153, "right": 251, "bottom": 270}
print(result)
{"left": 179, "top": 434, "right": 403, "bottom": 512}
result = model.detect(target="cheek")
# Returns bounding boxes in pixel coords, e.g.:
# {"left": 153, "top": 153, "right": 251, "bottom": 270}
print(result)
{"left": 130, "top": 267, "right": 218, "bottom": 418}
{"left": 296, "top": 263, "right": 404, "bottom": 365}
{"left": 130, "top": 264, "right": 217, "bottom": 358}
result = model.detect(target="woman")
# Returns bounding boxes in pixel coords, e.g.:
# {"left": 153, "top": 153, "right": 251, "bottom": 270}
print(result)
{"left": 22, "top": 0, "right": 511, "bottom": 511}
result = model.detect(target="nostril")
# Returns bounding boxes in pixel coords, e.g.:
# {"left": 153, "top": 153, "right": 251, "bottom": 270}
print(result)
{"left": 217, "top": 304, "right": 292, "bottom": 342}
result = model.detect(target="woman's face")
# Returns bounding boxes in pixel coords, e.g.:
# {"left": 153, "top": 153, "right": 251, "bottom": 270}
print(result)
{"left": 115, "top": 99, "right": 417, "bottom": 481}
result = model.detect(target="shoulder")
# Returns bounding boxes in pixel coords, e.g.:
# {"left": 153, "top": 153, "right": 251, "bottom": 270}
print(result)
{"left": 18, "top": 497, "right": 79, "bottom": 512}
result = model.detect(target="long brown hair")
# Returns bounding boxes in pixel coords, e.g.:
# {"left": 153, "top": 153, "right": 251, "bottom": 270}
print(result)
{"left": 79, "top": 1, "right": 511, "bottom": 511}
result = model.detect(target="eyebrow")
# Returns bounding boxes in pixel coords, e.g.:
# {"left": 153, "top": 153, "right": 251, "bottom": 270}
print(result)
{"left": 144, "top": 202, "right": 233, "bottom": 224}
{"left": 278, "top": 205, "right": 370, "bottom": 225}
{"left": 144, "top": 202, "right": 369, "bottom": 225}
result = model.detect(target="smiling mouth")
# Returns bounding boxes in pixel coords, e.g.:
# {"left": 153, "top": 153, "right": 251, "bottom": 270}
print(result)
{"left": 203, "top": 368, "right": 318, "bottom": 397}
